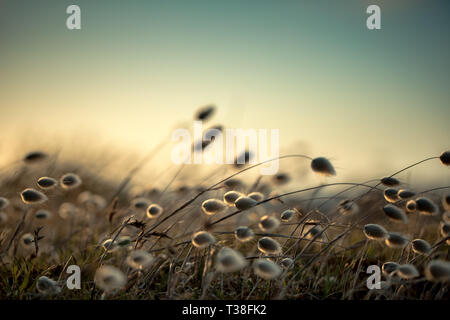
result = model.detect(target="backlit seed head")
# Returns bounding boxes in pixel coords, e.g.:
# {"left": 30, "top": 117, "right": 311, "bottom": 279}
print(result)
{"left": 21, "top": 233, "right": 34, "bottom": 246}
{"left": 385, "top": 232, "right": 409, "bottom": 249}
{"left": 258, "top": 215, "right": 280, "bottom": 232}
{"left": 253, "top": 259, "right": 282, "bottom": 280}
{"left": 23, "top": 151, "right": 48, "bottom": 164}
{"left": 78, "top": 192, "right": 106, "bottom": 210}
{"left": 35, "top": 209, "right": 51, "bottom": 220}
{"left": 235, "top": 196, "right": 257, "bottom": 211}
{"left": 147, "top": 204, "right": 164, "bottom": 219}
{"left": 415, "top": 197, "right": 438, "bottom": 215}
{"left": 380, "top": 177, "right": 400, "bottom": 187}
{"left": 338, "top": 200, "right": 359, "bottom": 215}
{"left": 425, "top": 260, "right": 450, "bottom": 282}
{"left": 411, "top": 239, "right": 432, "bottom": 255}
{"left": 383, "top": 204, "right": 408, "bottom": 223}
{"left": 192, "top": 231, "right": 216, "bottom": 249}
{"left": 59, "top": 202, "right": 78, "bottom": 219}
{"left": 37, "top": 177, "right": 58, "bottom": 190}
{"left": 306, "top": 225, "right": 323, "bottom": 239}
{"left": 126, "top": 250, "right": 154, "bottom": 270}
{"left": 310, "top": 157, "right": 336, "bottom": 177}
{"left": 248, "top": 192, "right": 264, "bottom": 202}
{"left": 363, "top": 224, "right": 388, "bottom": 241}
{"left": 234, "top": 226, "right": 254, "bottom": 242}
{"left": 257, "top": 237, "right": 282, "bottom": 255}
{"left": 383, "top": 188, "right": 399, "bottom": 203}
{"left": 281, "top": 258, "right": 294, "bottom": 269}
{"left": 60, "top": 173, "right": 82, "bottom": 190}
{"left": 102, "top": 239, "right": 118, "bottom": 252}
{"left": 36, "top": 276, "right": 60, "bottom": 295}
{"left": 223, "top": 178, "right": 243, "bottom": 189}
{"left": 0, "top": 197, "right": 10, "bottom": 210}
{"left": 20, "top": 188, "right": 48, "bottom": 205}
{"left": 117, "top": 236, "right": 131, "bottom": 247}
{"left": 397, "top": 264, "right": 419, "bottom": 279}
{"left": 272, "top": 173, "right": 290, "bottom": 185}
{"left": 223, "top": 191, "right": 243, "bottom": 206}
{"left": 195, "top": 105, "right": 215, "bottom": 121}
{"left": 94, "top": 266, "right": 126, "bottom": 293}
{"left": 215, "top": 247, "right": 247, "bottom": 273}
{"left": 398, "top": 190, "right": 416, "bottom": 200}
{"left": 201, "top": 199, "right": 226, "bottom": 216}
{"left": 440, "top": 221, "right": 450, "bottom": 237}
{"left": 131, "top": 197, "right": 151, "bottom": 211}
{"left": 439, "top": 151, "right": 450, "bottom": 166}
{"left": 442, "top": 194, "right": 450, "bottom": 211}
{"left": 382, "top": 262, "right": 399, "bottom": 276}
{"left": 280, "top": 209, "right": 296, "bottom": 222}
{"left": 406, "top": 200, "right": 417, "bottom": 213}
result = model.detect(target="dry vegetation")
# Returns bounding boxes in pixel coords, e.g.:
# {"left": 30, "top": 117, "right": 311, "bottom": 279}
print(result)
{"left": 0, "top": 107, "right": 449, "bottom": 300}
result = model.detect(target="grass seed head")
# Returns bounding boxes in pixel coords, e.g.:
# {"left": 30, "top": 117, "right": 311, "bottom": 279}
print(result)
{"left": 363, "top": 224, "right": 388, "bottom": 241}
{"left": 338, "top": 200, "right": 359, "bottom": 215}
{"left": 35, "top": 209, "right": 51, "bottom": 220}
{"left": 380, "top": 177, "right": 400, "bottom": 187}
{"left": 60, "top": 173, "right": 82, "bottom": 190}
{"left": 21, "top": 233, "right": 34, "bottom": 246}
{"left": 398, "top": 189, "right": 416, "bottom": 200}
{"left": 253, "top": 259, "right": 282, "bottom": 280}
{"left": 440, "top": 221, "right": 450, "bottom": 237}
{"left": 382, "top": 262, "right": 399, "bottom": 276}
{"left": 201, "top": 199, "right": 226, "bottom": 215}
{"left": 248, "top": 192, "right": 264, "bottom": 202}
{"left": 258, "top": 215, "right": 280, "bottom": 232}
{"left": 415, "top": 197, "right": 438, "bottom": 215}
{"left": 397, "top": 264, "right": 419, "bottom": 279}
{"left": 425, "top": 260, "right": 450, "bottom": 282}
{"left": 280, "top": 209, "right": 296, "bottom": 222}
{"left": 126, "top": 250, "right": 154, "bottom": 270}
{"left": 23, "top": 151, "right": 48, "bottom": 164}
{"left": 192, "top": 231, "right": 216, "bottom": 249}
{"left": 234, "top": 226, "right": 254, "bottom": 242}
{"left": 36, "top": 276, "right": 60, "bottom": 295}
{"left": 59, "top": 202, "right": 78, "bottom": 219}
{"left": 37, "top": 177, "right": 58, "bottom": 190}
{"left": 406, "top": 200, "right": 417, "bottom": 213}
{"left": 383, "top": 204, "right": 408, "bottom": 223}
{"left": 195, "top": 105, "right": 215, "bottom": 121}
{"left": 235, "top": 196, "right": 257, "bottom": 210}
{"left": 215, "top": 247, "right": 247, "bottom": 273}
{"left": 439, "top": 151, "right": 450, "bottom": 166}
{"left": 310, "top": 157, "right": 336, "bottom": 176}
{"left": 281, "top": 257, "right": 294, "bottom": 268}
{"left": 20, "top": 188, "right": 48, "bottom": 205}
{"left": 272, "top": 173, "right": 290, "bottom": 185}
{"left": 223, "top": 191, "right": 243, "bottom": 206}
{"left": 383, "top": 188, "right": 399, "bottom": 203}
{"left": 94, "top": 265, "right": 126, "bottom": 293}
{"left": 385, "top": 232, "right": 409, "bottom": 249}
{"left": 257, "top": 237, "right": 282, "bottom": 255}
{"left": 411, "top": 239, "right": 431, "bottom": 255}
{"left": 147, "top": 204, "right": 164, "bottom": 219}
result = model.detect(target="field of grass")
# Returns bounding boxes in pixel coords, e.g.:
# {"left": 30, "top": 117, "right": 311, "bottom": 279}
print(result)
{"left": 0, "top": 109, "right": 449, "bottom": 300}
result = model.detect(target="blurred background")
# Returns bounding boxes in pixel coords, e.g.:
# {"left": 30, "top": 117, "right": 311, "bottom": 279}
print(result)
{"left": 1, "top": 0, "right": 449, "bottom": 188}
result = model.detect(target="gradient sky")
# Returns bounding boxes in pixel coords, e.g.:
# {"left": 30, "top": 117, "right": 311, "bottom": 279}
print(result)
{"left": 1, "top": 0, "right": 449, "bottom": 183}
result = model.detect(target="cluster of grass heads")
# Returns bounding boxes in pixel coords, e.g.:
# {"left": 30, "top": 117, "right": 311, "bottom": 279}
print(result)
{"left": 0, "top": 107, "right": 449, "bottom": 300}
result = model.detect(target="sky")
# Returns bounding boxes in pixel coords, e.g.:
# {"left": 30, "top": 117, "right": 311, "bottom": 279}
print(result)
{"left": 0, "top": 0, "right": 449, "bottom": 185}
